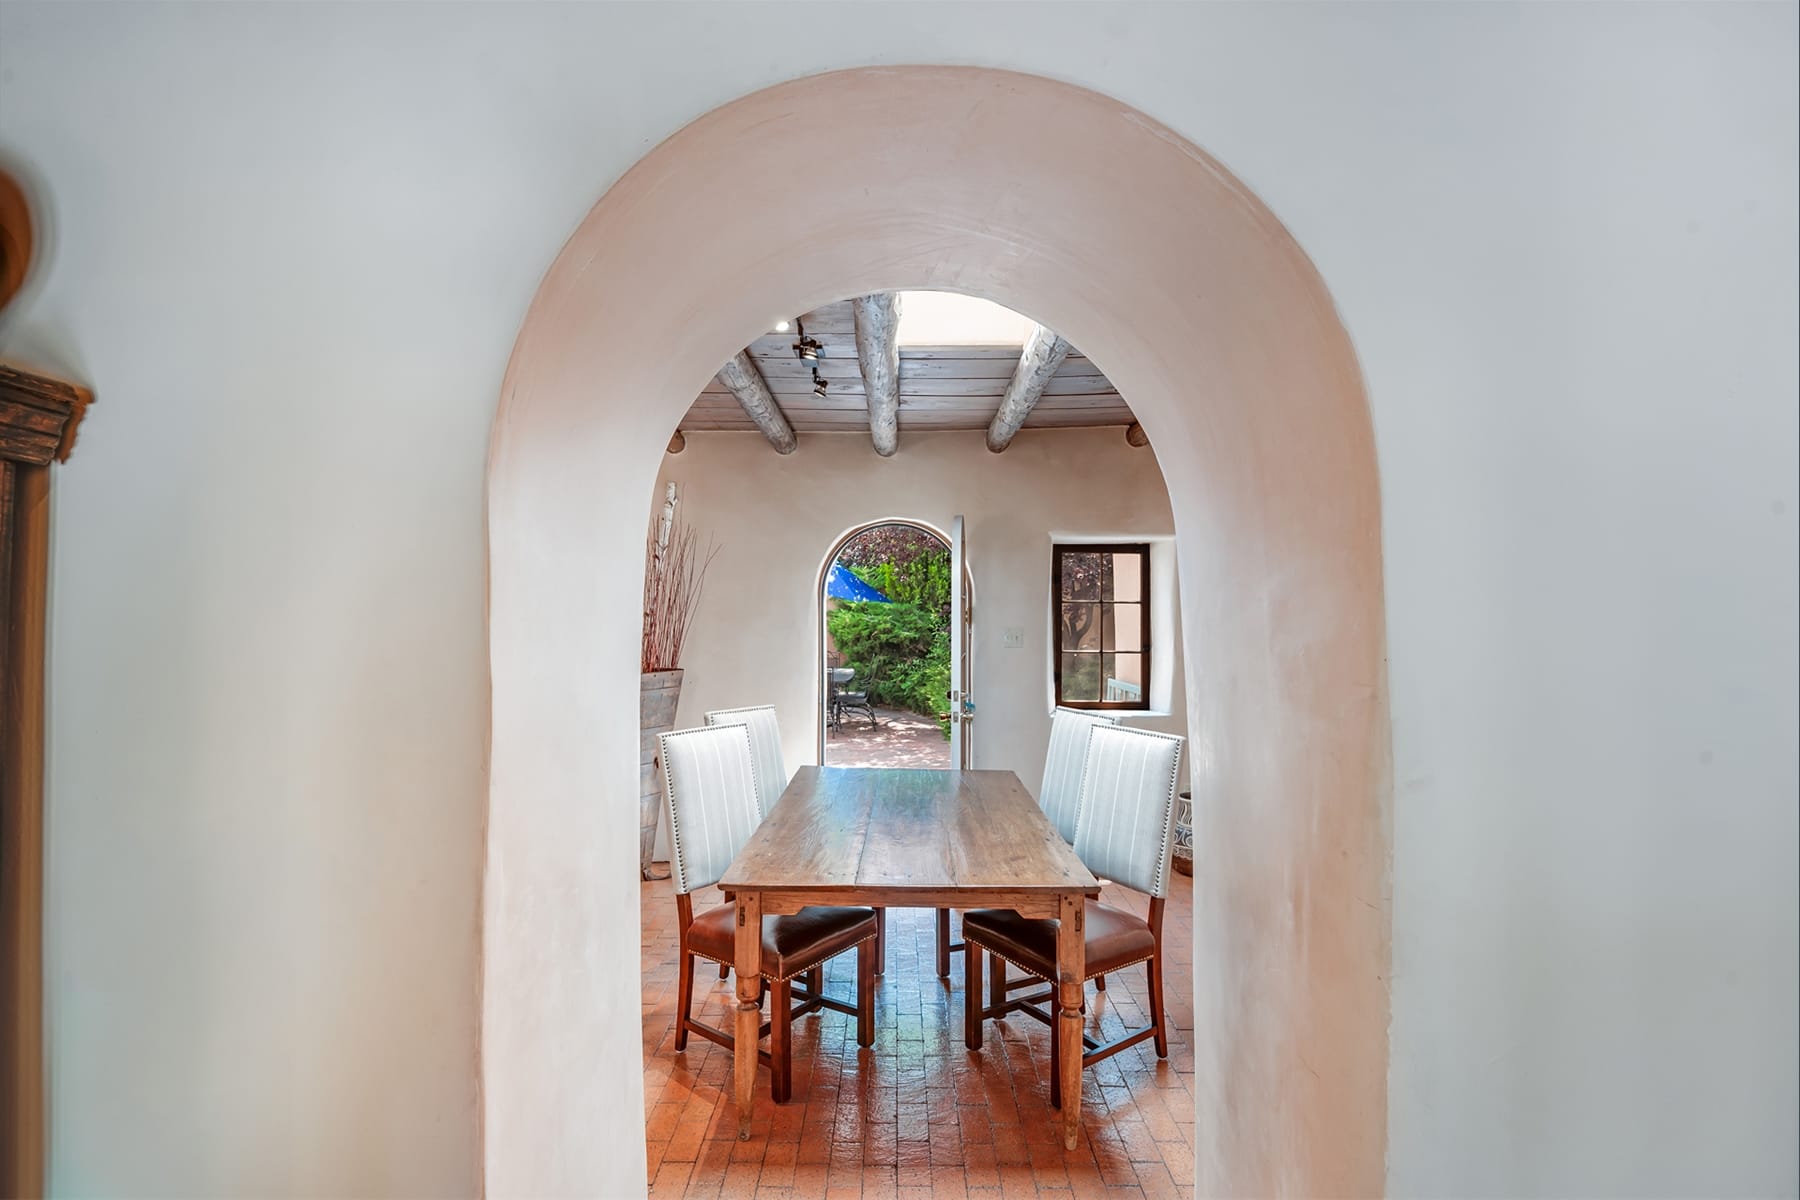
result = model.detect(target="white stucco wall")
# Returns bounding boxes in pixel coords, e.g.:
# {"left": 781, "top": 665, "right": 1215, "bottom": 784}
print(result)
{"left": 0, "top": 3, "right": 1793, "bottom": 1197}
{"left": 651, "top": 430, "right": 1189, "bottom": 807}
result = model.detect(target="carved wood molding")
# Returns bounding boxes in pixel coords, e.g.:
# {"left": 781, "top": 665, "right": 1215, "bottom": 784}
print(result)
{"left": 0, "top": 362, "right": 90, "bottom": 466}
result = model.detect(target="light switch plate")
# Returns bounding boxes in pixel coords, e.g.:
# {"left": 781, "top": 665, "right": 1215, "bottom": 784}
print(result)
{"left": 1002, "top": 626, "right": 1025, "bottom": 649}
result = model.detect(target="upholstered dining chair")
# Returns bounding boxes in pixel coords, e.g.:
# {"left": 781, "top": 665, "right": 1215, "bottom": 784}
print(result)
{"left": 704, "top": 705, "right": 787, "bottom": 809}
{"left": 706, "top": 702, "right": 889, "bottom": 975}
{"left": 703, "top": 705, "right": 791, "bottom": 979}
{"left": 937, "top": 707, "right": 1120, "bottom": 981}
{"left": 1039, "top": 707, "right": 1122, "bottom": 842}
{"left": 660, "top": 724, "right": 877, "bottom": 1102}
{"left": 961, "top": 723, "right": 1184, "bottom": 1108}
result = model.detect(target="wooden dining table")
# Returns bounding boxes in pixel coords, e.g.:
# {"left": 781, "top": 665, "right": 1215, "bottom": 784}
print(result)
{"left": 717, "top": 765, "right": 1101, "bottom": 1149}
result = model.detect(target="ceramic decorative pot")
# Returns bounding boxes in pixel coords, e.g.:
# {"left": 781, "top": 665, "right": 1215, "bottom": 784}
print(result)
{"left": 638, "top": 669, "right": 684, "bottom": 880}
{"left": 1172, "top": 789, "right": 1194, "bottom": 876}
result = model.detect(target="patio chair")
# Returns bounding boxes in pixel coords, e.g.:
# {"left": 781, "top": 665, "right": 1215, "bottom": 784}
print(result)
{"left": 961, "top": 723, "right": 1184, "bottom": 1108}
{"left": 660, "top": 724, "right": 877, "bottom": 1102}
{"left": 829, "top": 669, "right": 878, "bottom": 731}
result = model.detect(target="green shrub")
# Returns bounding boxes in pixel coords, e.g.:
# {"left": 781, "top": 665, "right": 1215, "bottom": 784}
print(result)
{"left": 827, "top": 600, "right": 952, "bottom": 727}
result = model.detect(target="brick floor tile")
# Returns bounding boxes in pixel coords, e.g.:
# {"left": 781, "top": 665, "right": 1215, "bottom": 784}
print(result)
{"left": 894, "top": 1162, "right": 934, "bottom": 1190}
{"left": 928, "top": 1167, "right": 970, "bottom": 1198}
{"left": 789, "top": 1165, "right": 830, "bottom": 1200}
{"left": 962, "top": 1144, "right": 1000, "bottom": 1188}
{"left": 641, "top": 880, "right": 1193, "bottom": 1199}
{"left": 721, "top": 1160, "right": 762, "bottom": 1199}
{"left": 927, "top": 1129, "right": 966, "bottom": 1166}
{"left": 859, "top": 1165, "right": 899, "bottom": 1200}
{"left": 759, "top": 1142, "right": 798, "bottom": 1187}
{"left": 989, "top": 1123, "right": 1031, "bottom": 1167}
{"left": 823, "top": 1161, "right": 865, "bottom": 1198}
{"left": 1115, "top": 1118, "right": 1162, "bottom": 1163}
{"left": 652, "top": 1158, "right": 696, "bottom": 1199}
{"left": 1029, "top": 1138, "right": 1072, "bottom": 1188}
{"left": 996, "top": 1163, "right": 1038, "bottom": 1199}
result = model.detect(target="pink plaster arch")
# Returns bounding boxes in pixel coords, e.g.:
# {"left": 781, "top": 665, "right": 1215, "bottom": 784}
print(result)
{"left": 485, "top": 66, "right": 1390, "bottom": 1197}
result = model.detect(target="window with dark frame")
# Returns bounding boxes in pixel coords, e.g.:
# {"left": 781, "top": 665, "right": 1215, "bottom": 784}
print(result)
{"left": 1052, "top": 543, "right": 1152, "bottom": 710}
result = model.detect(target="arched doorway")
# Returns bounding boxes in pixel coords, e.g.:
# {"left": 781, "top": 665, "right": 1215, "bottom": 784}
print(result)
{"left": 485, "top": 67, "right": 1390, "bottom": 1197}
{"left": 817, "top": 519, "right": 965, "bottom": 770}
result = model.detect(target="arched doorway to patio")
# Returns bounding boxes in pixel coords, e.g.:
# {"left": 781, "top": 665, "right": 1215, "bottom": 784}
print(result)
{"left": 818, "top": 519, "right": 959, "bottom": 770}
{"left": 484, "top": 66, "right": 1391, "bottom": 1197}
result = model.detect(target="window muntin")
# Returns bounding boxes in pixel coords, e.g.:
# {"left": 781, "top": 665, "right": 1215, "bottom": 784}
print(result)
{"left": 1052, "top": 544, "right": 1151, "bottom": 710}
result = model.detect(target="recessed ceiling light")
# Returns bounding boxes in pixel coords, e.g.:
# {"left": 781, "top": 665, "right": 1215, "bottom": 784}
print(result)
{"left": 773, "top": 319, "right": 791, "bottom": 333}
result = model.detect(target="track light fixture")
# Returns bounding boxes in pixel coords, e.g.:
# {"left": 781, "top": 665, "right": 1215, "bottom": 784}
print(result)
{"left": 792, "top": 319, "right": 822, "bottom": 364}
{"left": 811, "top": 368, "right": 829, "bottom": 398}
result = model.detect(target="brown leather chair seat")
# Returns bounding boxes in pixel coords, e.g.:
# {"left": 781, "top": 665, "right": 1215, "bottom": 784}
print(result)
{"left": 689, "top": 904, "right": 878, "bottom": 981}
{"left": 961, "top": 902, "right": 1154, "bottom": 981}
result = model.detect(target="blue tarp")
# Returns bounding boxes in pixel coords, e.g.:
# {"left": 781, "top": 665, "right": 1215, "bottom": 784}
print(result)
{"left": 826, "top": 562, "right": 890, "bottom": 603}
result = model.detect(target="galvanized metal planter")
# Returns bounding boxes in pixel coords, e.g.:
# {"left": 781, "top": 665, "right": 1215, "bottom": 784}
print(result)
{"left": 639, "top": 669, "right": 684, "bottom": 880}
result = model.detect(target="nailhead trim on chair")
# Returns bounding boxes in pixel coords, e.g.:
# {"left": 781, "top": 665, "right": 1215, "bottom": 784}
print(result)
{"left": 659, "top": 724, "right": 763, "bottom": 896}
{"left": 1074, "top": 724, "right": 1185, "bottom": 899}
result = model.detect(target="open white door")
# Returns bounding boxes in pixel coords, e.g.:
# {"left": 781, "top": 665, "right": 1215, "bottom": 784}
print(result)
{"left": 948, "top": 514, "right": 971, "bottom": 767}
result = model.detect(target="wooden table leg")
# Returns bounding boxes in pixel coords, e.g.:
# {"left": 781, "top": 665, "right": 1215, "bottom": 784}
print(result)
{"left": 733, "top": 891, "right": 762, "bottom": 1140}
{"left": 1054, "top": 893, "right": 1085, "bottom": 1151}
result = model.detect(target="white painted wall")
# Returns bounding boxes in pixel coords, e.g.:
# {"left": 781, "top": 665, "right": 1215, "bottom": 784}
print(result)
{"left": 652, "top": 430, "right": 1188, "bottom": 807}
{"left": 0, "top": 3, "right": 1793, "bottom": 1196}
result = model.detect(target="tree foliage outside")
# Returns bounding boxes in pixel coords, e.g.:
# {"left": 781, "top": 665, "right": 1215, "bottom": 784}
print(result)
{"left": 1055, "top": 550, "right": 1110, "bottom": 658}
{"left": 850, "top": 549, "right": 951, "bottom": 614}
{"left": 832, "top": 524, "right": 944, "bottom": 572}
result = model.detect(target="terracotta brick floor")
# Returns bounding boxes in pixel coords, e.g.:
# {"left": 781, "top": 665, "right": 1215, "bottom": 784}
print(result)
{"left": 640, "top": 871, "right": 1195, "bottom": 1198}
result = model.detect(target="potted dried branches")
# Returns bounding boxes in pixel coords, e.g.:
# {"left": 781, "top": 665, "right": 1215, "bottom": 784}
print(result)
{"left": 638, "top": 482, "right": 716, "bottom": 880}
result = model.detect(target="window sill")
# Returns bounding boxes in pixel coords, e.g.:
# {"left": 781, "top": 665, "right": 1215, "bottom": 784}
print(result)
{"left": 1047, "top": 707, "right": 1174, "bottom": 720}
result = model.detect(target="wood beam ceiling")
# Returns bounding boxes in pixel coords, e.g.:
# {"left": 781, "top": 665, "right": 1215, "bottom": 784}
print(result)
{"left": 852, "top": 293, "right": 900, "bottom": 457}
{"left": 714, "top": 351, "right": 797, "bottom": 454}
{"left": 985, "top": 325, "right": 1072, "bottom": 452}
{"left": 680, "top": 301, "right": 1136, "bottom": 439}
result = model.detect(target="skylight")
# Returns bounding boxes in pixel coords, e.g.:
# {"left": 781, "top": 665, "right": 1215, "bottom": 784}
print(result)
{"left": 893, "top": 291, "right": 1038, "bottom": 347}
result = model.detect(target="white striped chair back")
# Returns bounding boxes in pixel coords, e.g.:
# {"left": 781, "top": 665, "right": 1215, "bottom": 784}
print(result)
{"left": 1039, "top": 707, "right": 1121, "bottom": 843}
{"left": 704, "top": 705, "right": 787, "bottom": 810}
{"left": 659, "top": 724, "right": 764, "bottom": 896}
{"left": 1072, "top": 724, "right": 1186, "bottom": 898}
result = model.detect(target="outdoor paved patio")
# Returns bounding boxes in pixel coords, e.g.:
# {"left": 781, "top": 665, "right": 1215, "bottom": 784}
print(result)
{"left": 824, "top": 706, "right": 951, "bottom": 769}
